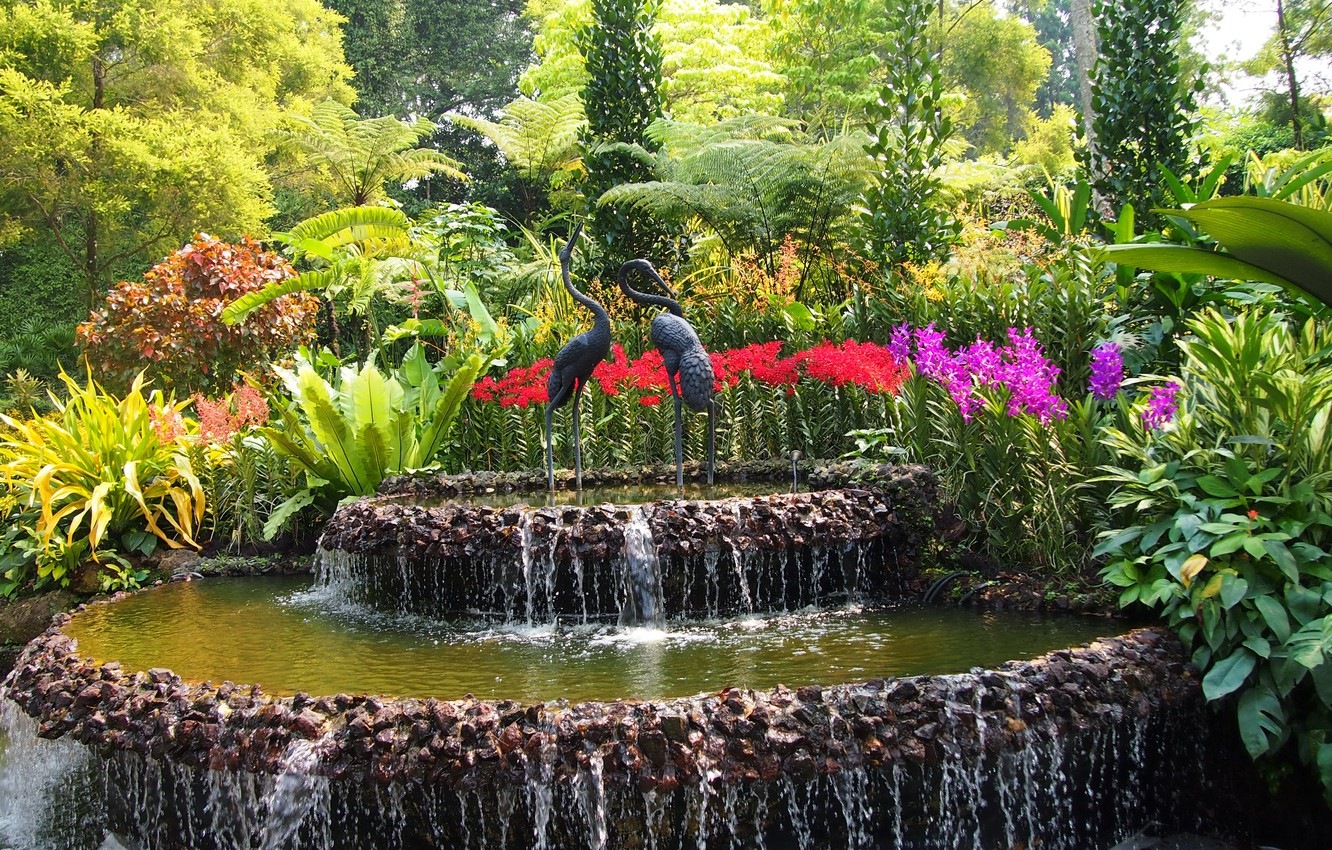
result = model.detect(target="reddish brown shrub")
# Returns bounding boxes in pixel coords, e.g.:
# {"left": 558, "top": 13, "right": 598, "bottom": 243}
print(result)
{"left": 78, "top": 234, "right": 319, "bottom": 395}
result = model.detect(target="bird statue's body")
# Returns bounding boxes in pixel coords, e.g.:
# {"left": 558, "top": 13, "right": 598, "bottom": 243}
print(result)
{"left": 546, "top": 224, "right": 609, "bottom": 491}
{"left": 618, "top": 259, "right": 716, "bottom": 487}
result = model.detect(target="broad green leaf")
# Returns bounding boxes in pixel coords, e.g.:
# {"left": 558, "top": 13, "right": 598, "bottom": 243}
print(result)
{"left": 413, "top": 353, "right": 486, "bottom": 467}
{"left": 1284, "top": 615, "right": 1332, "bottom": 670}
{"left": 1220, "top": 574, "right": 1249, "bottom": 610}
{"left": 1203, "top": 649, "right": 1256, "bottom": 700}
{"left": 1263, "top": 539, "right": 1300, "bottom": 584}
{"left": 1237, "top": 685, "right": 1286, "bottom": 757}
{"left": 356, "top": 421, "right": 390, "bottom": 494}
{"left": 221, "top": 269, "right": 333, "bottom": 324}
{"left": 263, "top": 490, "right": 317, "bottom": 541}
{"left": 294, "top": 368, "right": 368, "bottom": 495}
{"left": 346, "top": 362, "right": 403, "bottom": 434}
{"left": 462, "top": 281, "right": 501, "bottom": 343}
{"left": 1196, "top": 475, "right": 1240, "bottom": 498}
{"left": 1102, "top": 244, "right": 1293, "bottom": 288}
{"left": 1255, "top": 595, "right": 1292, "bottom": 642}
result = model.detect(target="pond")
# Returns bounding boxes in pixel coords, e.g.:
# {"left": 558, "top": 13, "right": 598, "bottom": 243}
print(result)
{"left": 61, "top": 576, "right": 1112, "bottom": 703}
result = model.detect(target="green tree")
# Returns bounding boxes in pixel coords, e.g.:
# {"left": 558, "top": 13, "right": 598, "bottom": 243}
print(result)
{"left": 1246, "top": 0, "right": 1331, "bottom": 150}
{"left": 0, "top": 0, "right": 353, "bottom": 305}
{"left": 1011, "top": 0, "right": 1080, "bottom": 117}
{"left": 941, "top": 2, "right": 1052, "bottom": 155}
{"left": 578, "top": 0, "right": 666, "bottom": 265}
{"left": 861, "top": 0, "right": 955, "bottom": 266}
{"left": 448, "top": 94, "right": 587, "bottom": 224}
{"left": 275, "top": 100, "right": 466, "bottom": 207}
{"left": 521, "top": 0, "right": 783, "bottom": 123}
{"left": 763, "top": 0, "right": 887, "bottom": 137}
{"left": 599, "top": 116, "right": 872, "bottom": 297}
{"left": 331, "top": 0, "right": 531, "bottom": 119}
{"left": 1084, "top": 0, "right": 1201, "bottom": 221}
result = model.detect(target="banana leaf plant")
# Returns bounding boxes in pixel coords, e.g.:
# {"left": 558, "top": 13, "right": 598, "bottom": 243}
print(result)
{"left": 1102, "top": 197, "right": 1332, "bottom": 311}
{"left": 261, "top": 342, "right": 487, "bottom": 538}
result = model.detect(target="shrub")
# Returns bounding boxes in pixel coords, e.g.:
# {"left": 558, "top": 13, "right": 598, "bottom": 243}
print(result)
{"left": 1097, "top": 309, "right": 1332, "bottom": 801}
{"left": 0, "top": 372, "right": 205, "bottom": 595}
{"left": 78, "top": 234, "right": 320, "bottom": 396}
{"left": 849, "top": 325, "right": 1114, "bottom": 571}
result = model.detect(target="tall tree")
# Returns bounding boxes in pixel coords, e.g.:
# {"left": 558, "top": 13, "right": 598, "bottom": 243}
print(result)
{"left": 329, "top": 0, "right": 531, "bottom": 119}
{"left": 763, "top": 0, "right": 887, "bottom": 137}
{"left": 0, "top": 0, "right": 353, "bottom": 304}
{"left": 1246, "top": 0, "right": 1331, "bottom": 149}
{"left": 861, "top": 0, "right": 955, "bottom": 266}
{"left": 275, "top": 100, "right": 466, "bottom": 207}
{"left": 578, "top": 0, "right": 666, "bottom": 265}
{"left": 941, "top": 2, "right": 1052, "bottom": 155}
{"left": 1084, "top": 0, "right": 1200, "bottom": 221}
{"left": 1010, "top": 0, "right": 1080, "bottom": 116}
{"left": 522, "top": 0, "right": 782, "bottom": 124}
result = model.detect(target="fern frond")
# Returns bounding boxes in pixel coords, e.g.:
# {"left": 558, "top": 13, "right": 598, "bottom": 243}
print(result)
{"left": 285, "top": 207, "right": 411, "bottom": 251}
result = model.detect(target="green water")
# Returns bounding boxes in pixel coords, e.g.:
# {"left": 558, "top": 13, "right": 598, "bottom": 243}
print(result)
{"left": 63, "top": 577, "right": 1115, "bottom": 704}
{"left": 400, "top": 481, "right": 792, "bottom": 509}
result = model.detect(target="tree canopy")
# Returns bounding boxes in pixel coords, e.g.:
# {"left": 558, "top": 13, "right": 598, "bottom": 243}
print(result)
{"left": 0, "top": 0, "right": 354, "bottom": 302}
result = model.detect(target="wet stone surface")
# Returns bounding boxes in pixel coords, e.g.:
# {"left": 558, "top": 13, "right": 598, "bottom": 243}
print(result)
{"left": 5, "top": 620, "right": 1199, "bottom": 793}
{"left": 317, "top": 462, "right": 938, "bottom": 620}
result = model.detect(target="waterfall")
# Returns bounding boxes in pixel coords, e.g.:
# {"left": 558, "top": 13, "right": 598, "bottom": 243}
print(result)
{"left": 0, "top": 698, "right": 103, "bottom": 850}
{"left": 619, "top": 507, "right": 665, "bottom": 627}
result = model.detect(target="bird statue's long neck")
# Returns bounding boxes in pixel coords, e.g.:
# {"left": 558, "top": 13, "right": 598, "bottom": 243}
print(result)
{"left": 618, "top": 259, "right": 684, "bottom": 317}
{"left": 559, "top": 224, "right": 611, "bottom": 339}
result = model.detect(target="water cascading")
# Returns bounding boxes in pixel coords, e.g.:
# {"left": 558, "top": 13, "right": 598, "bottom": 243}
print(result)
{"left": 0, "top": 464, "right": 1224, "bottom": 849}
{"left": 618, "top": 508, "right": 664, "bottom": 627}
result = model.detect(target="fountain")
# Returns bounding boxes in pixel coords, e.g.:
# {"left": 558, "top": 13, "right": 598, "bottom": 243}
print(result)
{"left": 0, "top": 460, "right": 1217, "bottom": 850}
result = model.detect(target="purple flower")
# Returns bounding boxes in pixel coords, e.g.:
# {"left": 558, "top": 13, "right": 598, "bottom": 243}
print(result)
{"left": 1142, "top": 381, "right": 1182, "bottom": 429}
{"left": 1089, "top": 342, "right": 1125, "bottom": 401}
{"left": 888, "top": 323, "right": 914, "bottom": 365}
{"left": 895, "top": 323, "right": 1069, "bottom": 423}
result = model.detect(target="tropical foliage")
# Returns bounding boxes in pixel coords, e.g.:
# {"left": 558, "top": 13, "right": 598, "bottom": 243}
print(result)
{"left": 79, "top": 235, "right": 320, "bottom": 396}
{"left": 0, "top": 372, "right": 204, "bottom": 595}
{"left": 1097, "top": 310, "right": 1332, "bottom": 802}
{"left": 262, "top": 343, "right": 488, "bottom": 523}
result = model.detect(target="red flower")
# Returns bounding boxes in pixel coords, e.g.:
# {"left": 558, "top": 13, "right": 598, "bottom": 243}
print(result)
{"left": 640, "top": 395, "right": 662, "bottom": 406}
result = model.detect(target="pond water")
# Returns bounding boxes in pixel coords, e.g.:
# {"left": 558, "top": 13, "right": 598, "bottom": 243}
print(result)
{"left": 62, "top": 577, "right": 1113, "bottom": 704}
{"left": 395, "top": 481, "right": 796, "bottom": 509}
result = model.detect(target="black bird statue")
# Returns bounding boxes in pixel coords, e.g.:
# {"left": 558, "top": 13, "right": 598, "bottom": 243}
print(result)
{"left": 617, "top": 259, "right": 716, "bottom": 487}
{"left": 546, "top": 223, "right": 610, "bottom": 491}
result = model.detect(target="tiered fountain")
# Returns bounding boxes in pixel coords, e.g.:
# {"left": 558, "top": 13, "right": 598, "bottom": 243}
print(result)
{"left": 0, "top": 460, "right": 1211, "bottom": 850}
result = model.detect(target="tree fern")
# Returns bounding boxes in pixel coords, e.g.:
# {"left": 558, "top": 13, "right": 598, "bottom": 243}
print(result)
{"left": 598, "top": 117, "right": 871, "bottom": 289}
{"left": 449, "top": 94, "right": 587, "bottom": 186}
{"left": 277, "top": 100, "right": 466, "bottom": 206}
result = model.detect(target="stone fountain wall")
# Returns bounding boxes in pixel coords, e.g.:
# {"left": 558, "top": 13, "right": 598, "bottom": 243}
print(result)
{"left": 3, "top": 617, "right": 1210, "bottom": 849}
{"left": 317, "top": 462, "right": 937, "bottom": 620}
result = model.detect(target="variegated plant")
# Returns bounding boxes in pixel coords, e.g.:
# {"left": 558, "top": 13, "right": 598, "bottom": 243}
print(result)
{"left": 0, "top": 371, "right": 205, "bottom": 589}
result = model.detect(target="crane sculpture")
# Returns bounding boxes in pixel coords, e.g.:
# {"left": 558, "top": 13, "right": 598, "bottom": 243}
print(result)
{"left": 617, "top": 259, "right": 716, "bottom": 487}
{"left": 545, "top": 223, "right": 611, "bottom": 491}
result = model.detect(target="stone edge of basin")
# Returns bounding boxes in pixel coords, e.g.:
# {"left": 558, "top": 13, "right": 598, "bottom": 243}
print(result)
{"left": 319, "top": 461, "right": 939, "bottom": 561}
{"left": 4, "top": 617, "right": 1198, "bottom": 793}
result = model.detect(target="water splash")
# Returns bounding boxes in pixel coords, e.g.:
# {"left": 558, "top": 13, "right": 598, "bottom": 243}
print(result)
{"left": 257, "top": 736, "right": 332, "bottom": 849}
{"left": 619, "top": 508, "right": 664, "bottom": 627}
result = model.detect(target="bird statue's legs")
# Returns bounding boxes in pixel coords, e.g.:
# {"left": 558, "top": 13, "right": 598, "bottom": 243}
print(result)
{"left": 673, "top": 395, "right": 685, "bottom": 490}
{"left": 572, "top": 387, "right": 585, "bottom": 490}
{"left": 706, "top": 398, "right": 716, "bottom": 486}
{"left": 545, "top": 403, "right": 557, "bottom": 492}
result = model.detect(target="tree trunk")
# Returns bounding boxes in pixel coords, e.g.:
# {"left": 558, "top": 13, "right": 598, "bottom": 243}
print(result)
{"left": 1070, "top": 0, "right": 1097, "bottom": 150}
{"left": 1277, "top": 0, "right": 1305, "bottom": 149}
